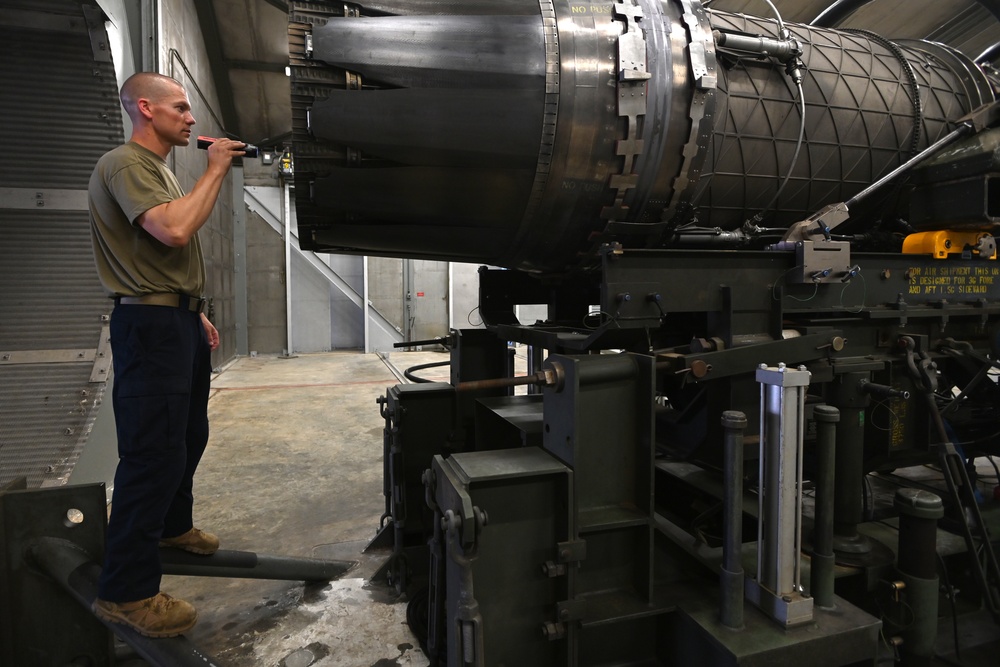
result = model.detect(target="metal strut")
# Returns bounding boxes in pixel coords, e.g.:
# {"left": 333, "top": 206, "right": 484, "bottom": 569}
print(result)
{"left": 900, "top": 336, "right": 1000, "bottom": 623}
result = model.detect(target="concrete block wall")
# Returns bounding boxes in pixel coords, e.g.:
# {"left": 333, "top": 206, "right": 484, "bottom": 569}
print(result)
{"left": 246, "top": 207, "right": 287, "bottom": 355}
{"left": 159, "top": 0, "right": 237, "bottom": 366}
{"left": 369, "top": 257, "right": 405, "bottom": 335}
{"left": 320, "top": 254, "right": 364, "bottom": 350}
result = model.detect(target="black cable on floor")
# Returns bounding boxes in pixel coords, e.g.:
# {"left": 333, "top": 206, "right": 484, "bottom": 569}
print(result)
{"left": 406, "top": 585, "right": 430, "bottom": 658}
{"left": 404, "top": 360, "right": 450, "bottom": 383}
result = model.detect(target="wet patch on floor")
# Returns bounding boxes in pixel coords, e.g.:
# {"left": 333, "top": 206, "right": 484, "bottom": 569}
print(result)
{"left": 370, "top": 641, "right": 419, "bottom": 667}
{"left": 225, "top": 578, "right": 428, "bottom": 666}
{"left": 279, "top": 641, "right": 331, "bottom": 666}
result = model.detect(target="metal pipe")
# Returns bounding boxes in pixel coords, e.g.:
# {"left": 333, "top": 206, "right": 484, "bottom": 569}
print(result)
{"left": 893, "top": 489, "right": 944, "bottom": 666}
{"left": 283, "top": 179, "right": 294, "bottom": 356}
{"left": 159, "top": 548, "right": 355, "bottom": 582}
{"left": 720, "top": 410, "right": 747, "bottom": 630}
{"left": 448, "top": 262, "right": 454, "bottom": 333}
{"left": 832, "top": 372, "right": 872, "bottom": 555}
{"left": 28, "top": 537, "right": 225, "bottom": 667}
{"left": 364, "top": 255, "right": 370, "bottom": 353}
{"left": 713, "top": 30, "right": 799, "bottom": 59}
{"left": 393, "top": 336, "right": 451, "bottom": 349}
{"left": 845, "top": 125, "right": 972, "bottom": 208}
{"left": 526, "top": 345, "right": 544, "bottom": 395}
{"left": 811, "top": 404, "right": 839, "bottom": 609}
{"left": 456, "top": 370, "right": 554, "bottom": 393}
{"left": 977, "top": 41, "right": 1000, "bottom": 64}
{"left": 809, "top": 0, "right": 875, "bottom": 27}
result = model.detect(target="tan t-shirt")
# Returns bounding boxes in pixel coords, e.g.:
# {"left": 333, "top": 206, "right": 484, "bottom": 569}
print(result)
{"left": 88, "top": 142, "right": 205, "bottom": 297}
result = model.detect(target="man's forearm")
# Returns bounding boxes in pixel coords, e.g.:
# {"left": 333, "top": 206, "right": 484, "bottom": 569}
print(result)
{"left": 140, "top": 165, "right": 227, "bottom": 247}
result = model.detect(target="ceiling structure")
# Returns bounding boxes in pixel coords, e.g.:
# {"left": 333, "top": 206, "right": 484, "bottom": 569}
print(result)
{"left": 196, "top": 0, "right": 1000, "bottom": 152}
{"left": 194, "top": 0, "right": 292, "bottom": 149}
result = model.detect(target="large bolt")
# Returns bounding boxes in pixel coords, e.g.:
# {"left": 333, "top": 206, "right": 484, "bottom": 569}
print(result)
{"left": 541, "top": 622, "right": 566, "bottom": 640}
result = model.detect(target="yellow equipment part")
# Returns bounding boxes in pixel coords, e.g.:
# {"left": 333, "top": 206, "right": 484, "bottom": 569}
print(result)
{"left": 901, "top": 230, "right": 997, "bottom": 259}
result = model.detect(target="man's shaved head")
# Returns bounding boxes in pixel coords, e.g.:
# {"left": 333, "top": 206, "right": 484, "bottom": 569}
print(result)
{"left": 120, "top": 72, "right": 185, "bottom": 121}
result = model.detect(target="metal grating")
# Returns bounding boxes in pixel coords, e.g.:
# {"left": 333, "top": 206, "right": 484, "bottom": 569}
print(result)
{"left": 0, "top": 364, "right": 105, "bottom": 489}
{"left": 0, "top": 210, "right": 111, "bottom": 349}
{"left": 0, "top": 18, "right": 122, "bottom": 188}
{"left": 0, "top": 0, "right": 122, "bottom": 490}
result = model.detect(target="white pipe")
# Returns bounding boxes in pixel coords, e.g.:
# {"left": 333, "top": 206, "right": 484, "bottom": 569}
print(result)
{"left": 283, "top": 181, "right": 293, "bottom": 356}
{"left": 363, "top": 256, "right": 370, "bottom": 354}
{"left": 448, "top": 262, "right": 454, "bottom": 332}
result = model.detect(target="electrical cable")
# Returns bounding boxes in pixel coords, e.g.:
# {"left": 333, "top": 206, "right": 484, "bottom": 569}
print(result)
{"left": 839, "top": 270, "right": 867, "bottom": 313}
{"left": 937, "top": 549, "right": 964, "bottom": 665}
{"left": 987, "top": 455, "right": 1000, "bottom": 481}
{"left": 771, "top": 265, "right": 820, "bottom": 302}
{"left": 404, "top": 360, "right": 449, "bottom": 384}
{"left": 756, "top": 0, "right": 786, "bottom": 34}
{"left": 753, "top": 81, "right": 807, "bottom": 222}
{"left": 406, "top": 586, "right": 431, "bottom": 657}
{"left": 583, "top": 311, "right": 621, "bottom": 330}
{"left": 868, "top": 398, "right": 902, "bottom": 432}
{"left": 863, "top": 473, "right": 874, "bottom": 521}
{"left": 740, "top": 0, "right": 805, "bottom": 226}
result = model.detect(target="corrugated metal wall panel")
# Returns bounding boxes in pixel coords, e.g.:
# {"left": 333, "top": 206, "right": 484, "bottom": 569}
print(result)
{"left": 0, "top": 0, "right": 122, "bottom": 489}
{"left": 0, "top": 12, "right": 123, "bottom": 188}
{"left": 0, "top": 364, "right": 105, "bottom": 489}
{"left": 0, "top": 210, "right": 110, "bottom": 349}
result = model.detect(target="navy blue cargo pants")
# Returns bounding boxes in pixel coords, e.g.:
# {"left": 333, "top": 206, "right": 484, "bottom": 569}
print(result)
{"left": 97, "top": 303, "right": 212, "bottom": 602}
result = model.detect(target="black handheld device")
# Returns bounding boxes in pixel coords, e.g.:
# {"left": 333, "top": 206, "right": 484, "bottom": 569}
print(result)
{"left": 197, "top": 135, "right": 259, "bottom": 158}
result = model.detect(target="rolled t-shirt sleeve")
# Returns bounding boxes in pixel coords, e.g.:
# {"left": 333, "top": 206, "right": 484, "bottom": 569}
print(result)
{"left": 108, "top": 161, "right": 176, "bottom": 226}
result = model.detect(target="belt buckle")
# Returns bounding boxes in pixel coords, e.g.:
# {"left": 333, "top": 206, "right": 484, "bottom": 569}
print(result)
{"left": 178, "top": 294, "right": 205, "bottom": 313}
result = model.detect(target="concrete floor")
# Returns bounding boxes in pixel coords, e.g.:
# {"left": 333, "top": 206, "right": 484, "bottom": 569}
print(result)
{"left": 134, "top": 350, "right": 452, "bottom": 667}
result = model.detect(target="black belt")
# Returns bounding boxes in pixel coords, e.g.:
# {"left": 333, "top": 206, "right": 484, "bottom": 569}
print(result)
{"left": 115, "top": 293, "right": 206, "bottom": 313}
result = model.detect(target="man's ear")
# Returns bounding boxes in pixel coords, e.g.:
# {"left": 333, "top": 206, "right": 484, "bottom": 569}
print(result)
{"left": 137, "top": 98, "right": 154, "bottom": 121}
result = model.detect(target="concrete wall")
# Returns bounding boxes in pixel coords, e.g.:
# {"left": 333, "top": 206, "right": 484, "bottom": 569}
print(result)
{"left": 369, "top": 257, "right": 405, "bottom": 334}
{"left": 159, "top": 0, "right": 237, "bottom": 367}
{"left": 246, "top": 206, "right": 287, "bottom": 355}
{"left": 322, "top": 254, "right": 364, "bottom": 350}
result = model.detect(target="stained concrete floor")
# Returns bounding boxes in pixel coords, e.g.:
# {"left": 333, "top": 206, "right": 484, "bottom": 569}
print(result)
{"left": 124, "top": 350, "right": 456, "bottom": 667}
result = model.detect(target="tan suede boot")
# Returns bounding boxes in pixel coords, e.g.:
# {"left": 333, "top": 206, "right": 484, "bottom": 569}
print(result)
{"left": 159, "top": 527, "right": 220, "bottom": 555}
{"left": 92, "top": 592, "right": 197, "bottom": 637}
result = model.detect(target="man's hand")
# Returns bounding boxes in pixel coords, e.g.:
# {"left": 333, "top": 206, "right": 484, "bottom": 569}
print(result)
{"left": 137, "top": 137, "right": 248, "bottom": 248}
{"left": 205, "top": 137, "right": 247, "bottom": 174}
{"left": 200, "top": 313, "right": 220, "bottom": 351}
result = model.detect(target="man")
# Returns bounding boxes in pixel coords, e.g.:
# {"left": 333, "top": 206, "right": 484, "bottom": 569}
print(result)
{"left": 88, "top": 71, "right": 246, "bottom": 637}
